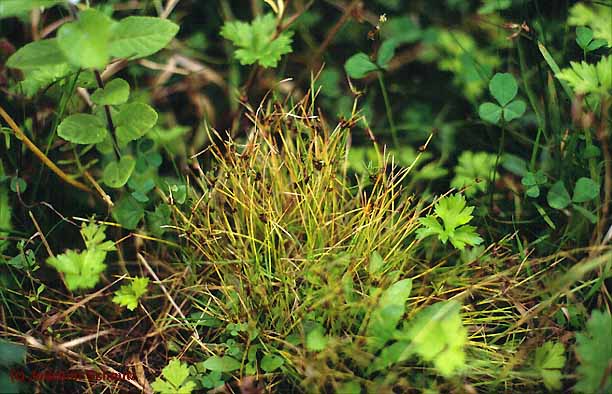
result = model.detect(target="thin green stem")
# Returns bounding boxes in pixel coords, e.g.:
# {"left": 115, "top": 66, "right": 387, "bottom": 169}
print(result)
{"left": 490, "top": 123, "right": 506, "bottom": 208}
{"left": 377, "top": 72, "right": 399, "bottom": 149}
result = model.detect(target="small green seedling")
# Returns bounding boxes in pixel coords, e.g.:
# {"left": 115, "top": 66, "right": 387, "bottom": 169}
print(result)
{"left": 112, "top": 277, "right": 149, "bottom": 311}
{"left": 46, "top": 221, "right": 115, "bottom": 291}
{"left": 151, "top": 359, "right": 196, "bottom": 394}
{"left": 417, "top": 194, "right": 483, "bottom": 250}
{"left": 220, "top": 14, "right": 293, "bottom": 68}
{"left": 479, "top": 73, "right": 526, "bottom": 124}
{"left": 533, "top": 341, "right": 566, "bottom": 391}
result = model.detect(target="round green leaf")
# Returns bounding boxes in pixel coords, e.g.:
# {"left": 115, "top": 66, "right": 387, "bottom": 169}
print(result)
{"left": 478, "top": 102, "right": 502, "bottom": 124}
{"left": 503, "top": 99, "right": 526, "bottom": 121}
{"left": 526, "top": 185, "right": 540, "bottom": 198}
{"left": 260, "top": 354, "right": 284, "bottom": 372}
{"left": 10, "top": 177, "right": 27, "bottom": 193}
{"left": 57, "top": 9, "right": 112, "bottom": 70}
{"left": 112, "top": 196, "right": 144, "bottom": 230}
{"left": 547, "top": 181, "right": 571, "bottom": 210}
{"left": 109, "top": 16, "right": 179, "bottom": 59}
{"left": 576, "top": 27, "right": 593, "bottom": 50}
{"left": 58, "top": 114, "right": 107, "bottom": 144}
{"left": 115, "top": 103, "right": 158, "bottom": 146}
{"left": 201, "top": 356, "right": 241, "bottom": 372}
{"left": 103, "top": 156, "right": 136, "bottom": 188}
{"left": 344, "top": 53, "right": 379, "bottom": 79}
{"left": 572, "top": 177, "right": 600, "bottom": 203}
{"left": 489, "top": 73, "right": 518, "bottom": 106}
{"left": 377, "top": 40, "right": 398, "bottom": 68}
{"left": 91, "top": 78, "right": 130, "bottom": 106}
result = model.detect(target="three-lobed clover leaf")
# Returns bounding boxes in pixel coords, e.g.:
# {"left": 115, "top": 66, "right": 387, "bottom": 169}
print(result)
{"left": 151, "top": 359, "right": 196, "bottom": 394}
{"left": 220, "top": 14, "right": 293, "bottom": 68}
{"left": 417, "top": 194, "right": 483, "bottom": 250}
{"left": 112, "top": 277, "right": 149, "bottom": 311}
{"left": 547, "top": 177, "right": 600, "bottom": 210}
{"left": 576, "top": 26, "right": 607, "bottom": 53}
{"left": 522, "top": 170, "right": 548, "bottom": 198}
{"left": 479, "top": 73, "right": 526, "bottom": 124}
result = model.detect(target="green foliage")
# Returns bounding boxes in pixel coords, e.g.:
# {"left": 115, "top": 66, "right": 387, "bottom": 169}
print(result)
{"left": 103, "top": 156, "right": 136, "bottom": 188}
{"left": 201, "top": 355, "right": 241, "bottom": 372}
{"left": 57, "top": 8, "right": 113, "bottom": 70}
{"left": 151, "top": 359, "right": 196, "bottom": 394}
{"left": 0, "top": 340, "right": 26, "bottom": 394}
{"left": 220, "top": 14, "right": 293, "bottom": 68}
{"left": 568, "top": 3, "right": 612, "bottom": 45}
{"left": 344, "top": 53, "right": 380, "bottom": 79}
{"left": 260, "top": 354, "right": 284, "bottom": 372}
{"left": 417, "top": 194, "right": 483, "bottom": 250}
{"left": 5, "top": 39, "right": 66, "bottom": 70}
{"left": 421, "top": 29, "right": 500, "bottom": 101}
{"left": 0, "top": 0, "right": 63, "bottom": 18}
{"left": 366, "top": 278, "right": 412, "bottom": 351}
{"left": 478, "top": 0, "right": 512, "bottom": 14}
{"left": 575, "top": 310, "right": 612, "bottom": 394}
{"left": 576, "top": 27, "right": 607, "bottom": 53}
{"left": 306, "top": 326, "right": 329, "bottom": 351}
{"left": 108, "top": 17, "right": 179, "bottom": 60}
{"left": 546, "top": 181, "right": 571, "bottom": 210}
{"left": 547, "top": 178, "right": 599, "bottom": 211}
{"left": 533, "top": 342, "right": 565, "bottom": 391}
{"left": 115, "top": 103, "right": 159, "bottom": 146}
{"left": 46, "top": 221, "right": 115, "bottom": 291}
{"left": 91, "top": 78, "right": 130, "bottom": 106}
{"left": 556, "top": 55, "right": 611, "bottom": 96}
{"left": 112, "top": 195, "right": 145, "bottom": 230}
{"left": 401, "top": 301, "right": 467, "bottom": 377}
{"left": 522, "top": 170, "right": 547, "bottom": 198}
{"left": 0, "top": 162, "right": 12, "bottom": 254}
{"left": 112, "top": 277, "right": 149, "bottom": 311}
{"left": 451, "top": 151, "right": 497, "bottom": 196}
{"left": 479, "top": 73, "right": 526, "bottom": 124}
{"left": 57, "top": 114, "right": 107, "bottom": 144}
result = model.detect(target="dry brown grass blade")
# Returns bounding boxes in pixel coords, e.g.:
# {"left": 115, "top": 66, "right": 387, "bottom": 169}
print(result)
{"left": 0, "top": 104, "right": 92, "bottom": 193}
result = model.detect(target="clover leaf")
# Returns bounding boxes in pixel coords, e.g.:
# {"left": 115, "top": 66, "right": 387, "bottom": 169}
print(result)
{"left": 479, "top": 73, "right": 526, "bottom": 124}
{"left": 576, "top": 27, "right": 607, "bottom": 53}
{"left": 522, "top": 170, "right": 548, "bottom": 198}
